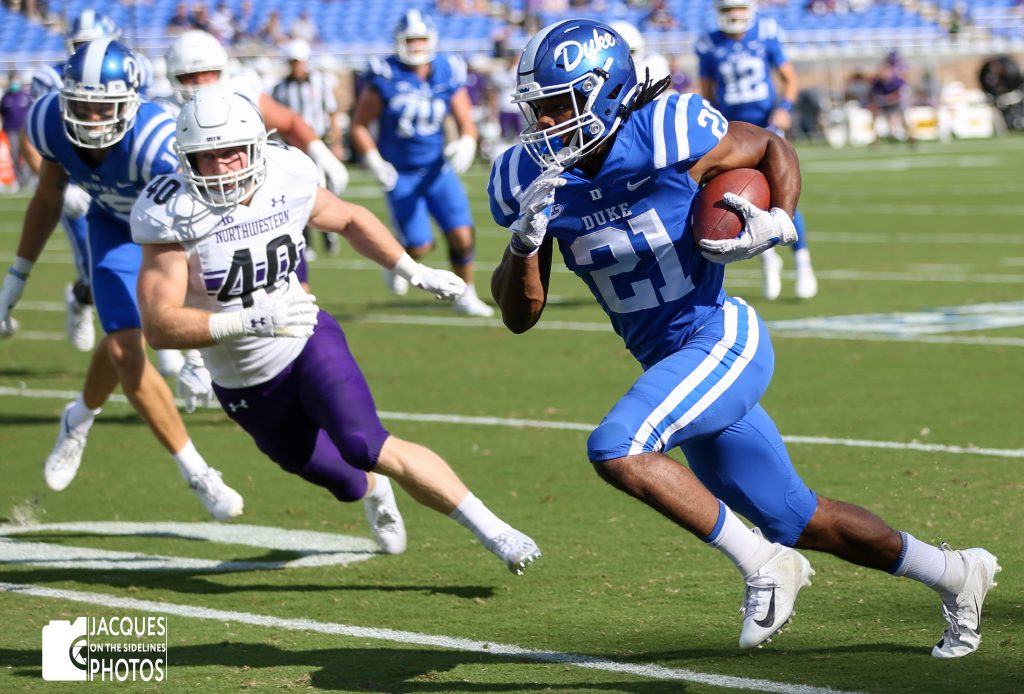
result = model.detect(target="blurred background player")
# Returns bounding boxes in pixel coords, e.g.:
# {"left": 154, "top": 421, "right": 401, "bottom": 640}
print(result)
{"left": 609, "top": 21, "right": 671, "bottom": 86}
{"left": 0, "top": 39, "right": 243, "bottom": 520}
{"left": 352, "top": 10, "right": 492, "bottom": 317}
{"left": 696, "top": 0, "right": 818, "bottom": 300}
{"left": 272, "top": 38, "right": 345, "bottom": 257}
{"left": 134, "top": 85, "right": 540, "bottom": 573}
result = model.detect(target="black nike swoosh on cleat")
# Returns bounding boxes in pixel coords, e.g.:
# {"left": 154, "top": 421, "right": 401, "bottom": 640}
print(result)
{"left": 754, "top": 588, "right": 777, "bottom": 628}
{"left": 975, "top": 597, "right": 982, "bottom": 633}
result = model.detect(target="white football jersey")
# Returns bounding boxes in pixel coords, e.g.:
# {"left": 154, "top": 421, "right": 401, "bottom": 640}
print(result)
{"left": 131, "top": 143, "right": 319, "bottom": 388}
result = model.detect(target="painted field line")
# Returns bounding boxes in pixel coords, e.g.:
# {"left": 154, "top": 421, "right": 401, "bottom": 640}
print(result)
{"left": 0, "top": 581, "right": 865, "bottom": 694}
{"left": 1, "top": 385, "right": 1021, "bottom": 460}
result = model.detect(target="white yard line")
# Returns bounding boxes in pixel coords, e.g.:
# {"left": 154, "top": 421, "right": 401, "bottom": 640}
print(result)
{"left": 1, "top": 385, "right": 1021, "bottom": 460}
{"left": 0, "top": 581, "right": 867, "bottom": 694}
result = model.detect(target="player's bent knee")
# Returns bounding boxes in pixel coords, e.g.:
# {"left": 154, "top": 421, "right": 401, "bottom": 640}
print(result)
{"left": 337, "top": 433, "right": 380, "bottom": 471}
{"left": 106, "top": 330, "right": 146, "bottom": 369}
{"left": 587, "top": 420, "right": 645, "bottom": 463}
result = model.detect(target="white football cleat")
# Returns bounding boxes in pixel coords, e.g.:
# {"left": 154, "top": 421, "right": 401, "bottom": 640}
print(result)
{"left": 485, "top": 528, "right": 541, "bottom": 575}
{"left": 761, "top": 248, "right": 783, "bottom": 301}
{"left": 65, "top": 283, "right": 95, "bottom": 353}
{"left": 932, "top": 546, "right": 1001, "bottom": 658}
{"left": 363, "top": 475, "right": 407, "bottom": 554}
{"left": 44, "top": 402, "right": 89, "bottom": 491}
{"left": 155, "top": 349, "right": 186, "bottom": 378}
{"left": 381, "top": 268, "right": 409, "bottom": 296}
{"left": 739, "top": 538, "right": 814, "bottom": 650}
{"left": 453, "top": 290, "right": 494, "bottom": 318}
{"left": 795, "top": 265, "right": 818, "bottom": 300}
{"left": 188, "top": 467, "right": 244, "bottom": 521}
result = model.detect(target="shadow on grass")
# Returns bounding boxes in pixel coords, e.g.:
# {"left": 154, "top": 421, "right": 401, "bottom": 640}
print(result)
{"left": 0, "top": 643, "right": 704, "bottom": 692}
{"left": 0, "top": 568, "right": 495, "bottom": 600}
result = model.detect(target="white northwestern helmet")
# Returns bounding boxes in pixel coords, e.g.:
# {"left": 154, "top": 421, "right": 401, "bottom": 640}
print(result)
{"left": 715, "top": 0, "right": 758, "bottom": 34}
{"left": 174, "top": 85, "right": 268, "bottom": 208}
{"left": 609, "top": 21, "right": 646, "bottom": 58}
{"left": 394, "top": 10, "right": 438, "bottom": 66}
{"left": 166, "top": 30, "right": 229, "bottom": 103}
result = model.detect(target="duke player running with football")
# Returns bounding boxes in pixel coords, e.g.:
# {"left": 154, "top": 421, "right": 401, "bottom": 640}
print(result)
{"left": 0, "top": 39, "right": 244, "bottom": 520}
{"left": 488, "top": 19, "right": 997, "bottom": 655}
{"left": 696, "top": 0, "right": 817, "bottom": 300}
{"left": 132, "top": 85, "right": 541, "bottom": 571}
{"left": 351, "top": 10, "right": 493, "bottom": 317}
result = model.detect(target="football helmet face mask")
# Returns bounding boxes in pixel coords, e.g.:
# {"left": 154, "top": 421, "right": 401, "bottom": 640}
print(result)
{"left": 513, "top": 19, "right": 638, "bottom": 170}
{"left": 166, "top": 30, "right": 229, "bottom": 103}
{"left": 65, "top": 9, "right": 120, "bottom": 54}
{"left": 715, "top": 0, "right": 758, "bottom": 34}
{"left": 60, "top": 39, "right": 141, "bottom": 149}
{"left": 175, "top": 85, "right": 268, "bottom": 208}
{"left": 394, "top": 10, "right": 438, "bottom": 66}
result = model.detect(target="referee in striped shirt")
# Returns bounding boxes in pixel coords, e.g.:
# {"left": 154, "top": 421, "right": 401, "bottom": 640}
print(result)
{"left": 273, "top": 38, "right": 345, "bottom": 254}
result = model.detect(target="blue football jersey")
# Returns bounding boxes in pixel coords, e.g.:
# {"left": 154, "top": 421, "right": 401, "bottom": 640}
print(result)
{"left": 489, "top": 93, "right": 731, "bottom": 369}
{"left": 695, "top": 17, "right": 788, "bottom": 127}
{"left": 26, "top": 93, "right": 178, "bottom": 224}
{"left": 364, "top": 53, "right": 467, "bottom": 170}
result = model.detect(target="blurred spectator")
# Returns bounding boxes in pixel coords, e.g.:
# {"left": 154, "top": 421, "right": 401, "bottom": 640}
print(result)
{"left": 259, "top": 10, "right": 288, "bottom": 46}
{"left": 643, "top": 0, "right": 678, "bottom": 30}
{"left": 190, "top": 3, "right": 211, "bottom": 32}
{"left": 166, "top": 2, "right": 192, "bottom": 34}
{"left": 669, "top": 55, "right": 693, "bottom": 94}
{"left": 233, "top": 0, "right": 257, "bottom": 45}
{"left": 0, "top": 75, "right": 32, "bottom": 186}
{"left": 845, "top": 69, "right": 873, "bottom": 107}
{"left": 209, "top": 1, "right": 235, "bottom": 45}
{"left": 979, "top": 55, "right": 1024, "bottom": 130}
{"left": 793, "top": 88, "right": 825, "bottom": 141}
{"left": 289, "top": 9, "right": 319, "bottom": 44}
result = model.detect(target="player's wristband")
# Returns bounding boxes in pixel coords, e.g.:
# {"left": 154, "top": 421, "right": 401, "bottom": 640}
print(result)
{"left": 778, "top": 100, "right": 793, "bottom": 112}
{"left": 508, "top": 235, "right": 539, "bottom": 258}
{"left": 208, "top": 311, "right": 246, "bottom": 343}
{"left": 9, "top": 256, "right": 34, "bottom": 281}
{"left": 391, "top": 252, "right": 420, "bottom": 282}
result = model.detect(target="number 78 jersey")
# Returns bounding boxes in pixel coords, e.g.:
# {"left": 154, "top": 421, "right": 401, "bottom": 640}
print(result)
{"left": 488, "top": 94, "right": 730, "bottom": 370}
{"left": 131, "top": 143, "right": 319, "bottom": 388}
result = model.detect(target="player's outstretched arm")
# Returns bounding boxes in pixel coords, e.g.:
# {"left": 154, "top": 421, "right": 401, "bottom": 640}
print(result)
{"left": 309, "top": 189, "right": 465, "bottom": 301}
{"left": 16, "top": 159, "right": 67, "bottom": 263}
{"left": 490, "top": 238, "right": 553, "bottom": 334}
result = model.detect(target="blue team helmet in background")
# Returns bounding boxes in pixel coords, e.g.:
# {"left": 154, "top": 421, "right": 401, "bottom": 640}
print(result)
{"left": 60, "top": 38, "right": 142, "bottom": 149}
{"left": 65, "top": 8, "right": 121, "bottom": 54}
{"left": 513, "top": 19, "right": 638, "bottom": 170}
{"left": 394, "top": 10, "right": 438, "bottom": 66}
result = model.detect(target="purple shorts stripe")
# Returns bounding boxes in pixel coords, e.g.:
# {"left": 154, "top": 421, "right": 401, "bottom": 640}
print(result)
{"left": 212, "top": 311, "right": 389, "bottom": 502}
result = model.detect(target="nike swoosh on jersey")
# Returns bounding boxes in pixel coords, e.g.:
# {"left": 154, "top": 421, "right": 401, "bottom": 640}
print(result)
{"left": 626, "top": 176, "right": 651, "bottom": 192}
{"left": 753, "top": 587, "right": 777, "bottom": 628}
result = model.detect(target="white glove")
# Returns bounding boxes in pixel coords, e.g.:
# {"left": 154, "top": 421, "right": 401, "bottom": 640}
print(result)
{"left": 0, "top": 257, "right": 32, "bottom": 338}
{"left": 392, "top": 253, "right": 466, "bottom": 301}
{"left": 176, "top": 349, "right": 213, "bottom": 413}
{"left": 209, "top": 291, "right": 320, "bottom": 341}
{"left": 63, "top": 184, "right": 92, "bottom": 219}
{"left": 444, "top": 134, "right": 477, "bottom": 175}
{"left": 363, "top": 149, "right": 398, "bottom": 192}
{"left": 698, "top": 192, "right": 798, "bottom": 265}
{"left": 307, "top": 140, "right": 349, "bottom": 195}
{"left": 509, "top": 168, "right": 566, "bottom": 256}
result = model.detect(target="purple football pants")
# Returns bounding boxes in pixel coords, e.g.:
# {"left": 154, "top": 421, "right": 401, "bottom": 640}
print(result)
{"left": 212, "top": 311, "right": 389, "bottom": 502}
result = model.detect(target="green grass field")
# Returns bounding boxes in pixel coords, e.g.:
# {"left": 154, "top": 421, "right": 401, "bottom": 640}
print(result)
{"left": 1, "top": 136, "right": 1023, "bottom": 693}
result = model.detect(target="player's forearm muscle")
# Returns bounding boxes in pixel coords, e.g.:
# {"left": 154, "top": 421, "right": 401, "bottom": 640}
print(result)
{"left": 309, "top": 190, "right": 403, "bottom": 268}
{"left": 490, "top": 242, "right": 552, "bottom": 333}
{"left": 16, "top": 162, "right": 67, "bottom": 262}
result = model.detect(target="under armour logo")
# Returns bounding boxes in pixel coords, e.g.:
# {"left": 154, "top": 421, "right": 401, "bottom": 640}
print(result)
{"left": 250, "top": 317, "right": 267, "bottom": 328}
{"left": 228, "top": 400, "right": 248, "bottom": 412}
{"left": 271, "top": 195, "right": 286, "bottom": 207}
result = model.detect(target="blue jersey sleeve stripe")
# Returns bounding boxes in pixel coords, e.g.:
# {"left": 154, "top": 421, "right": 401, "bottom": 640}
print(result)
{"left": 138, "top": 122, "right": 177, "bottom": 182}
{"left": 675, "top": 94, "right": 693, "bottom": 163}
{"left": 651, "top": 95, "right": 670, "bottom": 169}
{"left": 28, "top": 94, "right": 54, "bottom": 159}
{"left": 490, "top": 149, "right": 515, "bottom": 217}
{"left": 130, "top": 110, "right": 175, "bottom": 181}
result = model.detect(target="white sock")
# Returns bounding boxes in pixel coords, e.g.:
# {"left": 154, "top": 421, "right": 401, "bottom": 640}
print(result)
{"left": 172, "top": 440, "right": 208, "bottom": 480}
{"left": 66, "top": 397, "right": 100, "bottom": 431}
{"left": 459, "top": 283, "right": 479, "bottom": 301}
{"left": 449, "top": 492, "right": 508, "bottom": 542}
{"left": 891, "top": 531, "right": 949, "bottom": 589}
{"left": 794, "top": 247, "right": 813, "bottom": 272}
{"left": 705, "top": 502, "right": 777, "bottom": 579}
{"left": 365, "top": 473, "right": 392, "bottom": 502}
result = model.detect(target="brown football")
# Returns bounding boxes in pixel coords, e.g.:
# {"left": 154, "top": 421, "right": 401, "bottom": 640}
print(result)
{"left": 691, "top": 168, "right": 771, "bottom": 245}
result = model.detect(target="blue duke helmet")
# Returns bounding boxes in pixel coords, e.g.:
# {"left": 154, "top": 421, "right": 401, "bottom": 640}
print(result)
{"left": 394, "top": 9, "right": 438, "bottom": 66}
{"left": 175, "top": 85, "right": 269, "bottom": 208}
{"left": 715, "top": 0, "right": 758, "bottom": 33}
{"left": 65, "top": 8, "right": 121, "bottom": 54}
{"left": 60, "top": 38, "right": 142, "bottom": 148}
{"left": 512, "top": 18, "right": 639, "bottom": 169}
